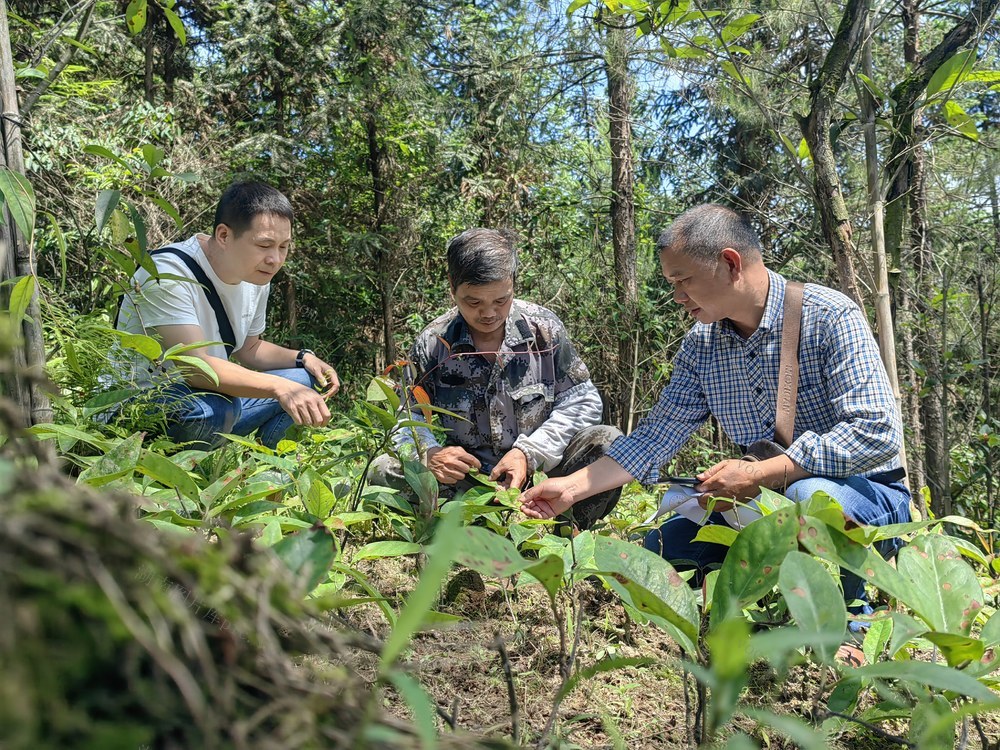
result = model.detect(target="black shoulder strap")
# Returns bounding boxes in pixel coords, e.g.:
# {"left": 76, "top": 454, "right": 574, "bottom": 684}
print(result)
{"left": 115, "top": 245, "right": 237, "bottom": 358}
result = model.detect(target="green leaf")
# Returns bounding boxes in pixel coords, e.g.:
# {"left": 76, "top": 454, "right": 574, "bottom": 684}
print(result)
{"left": 27, "top": 423, "right": 107, "bottom": 452}
{"left": 849, "top": 660, "right": 999, "bottom": 703}
{"left": 693, "top": 524, "right": 738, "bottom": 546}
{"left": 140, "top": 144, "right": 164, "bottom": 169}
{"left": 95, "top": 189, "right": 121, "bottom": 234}
{"left": 115, "top": 331, "right": 162, "bottom": 361}
{"left": 455, "top": 525, "right": 536, "bottom": 577}
{"left": 720, "top": 13, "right": 760, "bottom": 42}
{"left": 520, "top": 553, "right": 565, "bottom": 604}
{"left": 304, "top": 473, "right": 336, "bottom": 519}
{"left": 8, "top": 275, "right": 34, "bottom": 324}
{"left": 124, "top": 199, "right": 148, "bottom": 255}
{"left": 712, "top": 506, "right": 799, "bottom": 627}
{"left": 402, "top": 458, "right": 438, "bottom": 509}
{"left": 895, "top": 534, "right": 984, "bottom": 634}
{"left": 162, "top": 6, "right": 187, "bottom": 45}
{"left": 590, "top": 534, "right": 699, "bottom": 652}
{"left": 83, "top": 144, "right": 132, "bottom": 170}
{"left": 943, "top": 100, "right": 978, "bottom": 140}
{"left": 272, "top": 525, "right": 336, "bottom": 592}
{"left": 380, "top": 509, "right": 461, "bottom": 670}
{"left": 383, "top": 672, "right": 437, "bottom": 749}
{"left": 720, "top": 61, "right": 740, "bottom": 81}
{"left": 169, "top": 355, "right": 219, "bottom": 384}
{"left": 82, "top": 388, "right": 135, "bottom": 416}
{"left": 926, "top": 49, "right": 976, "bottom": 98}
{"left": 862, "top": 616, "right": 893, "bottom": 664}
{"left": 353, "top": 541, "right": 423, "bottom": 561}
{"left": 79, "top": 432, "right": 144, "bottom": 488}
{"left": 136, "top": 451, "right": 201, "bottom": 503}
{"left": 324, "top": 511, "right": 378, "bottom": 531}
{"left": 778, "top": 551, "right": 846, "bottom": 664}
{"left": 0, "top": 167, "right": 36, "bottom": 243}
{"left": 923, "top": 631, "right": 985, "bottom": 668}
{"left": 147, "top": 194, "right": 182, "bottom": 228}
{"left": 567, "top": 0, "right": 590, "bottom": 14}
{"left": 125, "top": 0, "right": 148, "bottom": 35}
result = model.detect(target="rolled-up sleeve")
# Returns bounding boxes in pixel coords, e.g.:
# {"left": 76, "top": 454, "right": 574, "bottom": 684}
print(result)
{"left": 514, "top": 380, "right": 603, "bottom": 472}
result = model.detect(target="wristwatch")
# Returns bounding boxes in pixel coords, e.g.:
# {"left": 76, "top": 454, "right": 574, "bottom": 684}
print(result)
{"left": 295, "top": 348, "right": 314, "bottom": 368}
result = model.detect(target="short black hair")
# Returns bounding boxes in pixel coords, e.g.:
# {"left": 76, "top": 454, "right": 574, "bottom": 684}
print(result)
{"left": 447, "top": 228, "right": 518, "bottom": 290}
{"left": 213, "top": 181, "right": 294, "bottom": 237}
{"left": 657, "top": 204, "right": 762, "bottom": 264}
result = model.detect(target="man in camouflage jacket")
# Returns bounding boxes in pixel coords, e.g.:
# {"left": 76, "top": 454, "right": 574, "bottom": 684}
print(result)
{"left": 370, "top": 228, "right": 622, "bottom": 530}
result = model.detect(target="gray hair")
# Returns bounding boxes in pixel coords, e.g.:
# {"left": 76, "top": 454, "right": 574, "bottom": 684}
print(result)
{"left": 657, "top": 204, "right": 763, "bottom": 264}
{"left": 447, "top": 228, "right": 518, "bottom": 289}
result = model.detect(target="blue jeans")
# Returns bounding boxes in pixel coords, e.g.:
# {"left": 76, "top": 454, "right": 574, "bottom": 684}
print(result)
{"left": 160, "top": 368, "right": 315, "bottom": 449}
{"left": 644, "top": 475, "right": 911, "bottom": 610}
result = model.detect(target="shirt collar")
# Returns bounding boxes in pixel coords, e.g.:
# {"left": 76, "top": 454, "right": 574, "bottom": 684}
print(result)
{"left": 719, "top": 269, "right": 785, "bottom": 340}
{"left": 446, "top": 299, "right": 535, "bottom": 352}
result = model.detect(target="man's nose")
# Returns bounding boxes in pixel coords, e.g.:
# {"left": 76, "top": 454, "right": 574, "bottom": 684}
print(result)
{"left": 673, "top": 288, "right": 688, "bottom": 304}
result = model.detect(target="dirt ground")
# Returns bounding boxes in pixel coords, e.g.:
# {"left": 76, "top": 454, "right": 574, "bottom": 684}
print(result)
{"left": 332, "top": 554, "right": 1000, "bottom": 750}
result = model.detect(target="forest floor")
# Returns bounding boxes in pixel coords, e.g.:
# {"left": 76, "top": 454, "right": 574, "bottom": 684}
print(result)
{"left": 335, "top": 551, "right": 1000, "bottom": 750}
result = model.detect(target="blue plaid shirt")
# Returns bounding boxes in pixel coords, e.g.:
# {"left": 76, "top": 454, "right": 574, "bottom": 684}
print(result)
{"left": 607, "top": 270, "right": 903, "bottom": 483}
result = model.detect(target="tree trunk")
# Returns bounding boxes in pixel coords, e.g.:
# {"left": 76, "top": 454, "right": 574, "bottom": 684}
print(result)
{"left": 0, "top": 0, "right": 52, "bottom": 427}
{"left": 797, "top": 0, "right": 867, "bottom": 307}
{"left": 366, "top": 114, "right": 395, "bottom": 370}
{"left": 144, "top": 18, "right": 155, "bottom": 104}
{"left": 605, "top": 28, "right": 637, "bottom": 432}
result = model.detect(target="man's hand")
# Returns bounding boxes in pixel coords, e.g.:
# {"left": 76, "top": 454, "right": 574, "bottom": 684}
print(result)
{"left": 520, "top": 477, "right": 577, "bottom": 520}
{"left": 301, "top": 352, "right": 341, "bottom": 397}
{"left": 490, "top": 447, "right": 528, "bottom": 489}
{"left": 275, "top": 380, "right": 332, "bottom": 427}
{"left": 695, "top": 454, "right": 808, "bottom": 511}
{"left": 426, "top": 446, "right": 481, "bottom": 485}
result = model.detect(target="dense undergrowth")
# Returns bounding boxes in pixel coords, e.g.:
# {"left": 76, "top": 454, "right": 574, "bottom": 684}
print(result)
{"left": 5, "top": 351, "right": 1000, "bottom": 749}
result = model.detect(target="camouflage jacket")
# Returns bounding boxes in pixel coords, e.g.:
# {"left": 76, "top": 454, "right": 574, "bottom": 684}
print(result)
{"left": 394, "top": 300, "right": 603, "bottom": 473}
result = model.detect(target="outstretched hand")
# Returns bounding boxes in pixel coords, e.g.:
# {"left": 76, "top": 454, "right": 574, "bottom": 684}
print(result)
{"left": 490, "top": 447, "right": 528, "bottom": 489}
{"left": 520, "top": 476, "right": 577, "bottom": 520}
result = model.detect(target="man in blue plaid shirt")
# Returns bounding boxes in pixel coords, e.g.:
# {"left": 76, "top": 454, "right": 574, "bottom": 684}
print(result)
{"left": 522, "top": 204, "right": 911, "bottom": 608}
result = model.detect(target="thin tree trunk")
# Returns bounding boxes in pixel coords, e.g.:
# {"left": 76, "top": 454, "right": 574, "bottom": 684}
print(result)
{"left": 144, "top": 20, "right": 155, "bottom": 104}
{"left": 797, "top": 0, "right": 867, "bottom": 307}
{"left": 0, "top": 0, "right": 52, "bottom": 426}
{"left": 861, "top": 28, "right": 912, "bottom": 511}
{"left": 366, "top": 114, "right": 395, "bottom": 369}
{"left": 976, "top": 267, "right": 994, "bottom": 529}
{"left": 605, "top": 28, "right": 637, "bottom": 432}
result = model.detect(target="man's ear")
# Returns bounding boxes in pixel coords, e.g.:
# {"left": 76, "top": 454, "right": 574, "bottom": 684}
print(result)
{"left": 720, "top": 247, "right": 743, "bottom": 279}
{"left": 215, "top": 223, "right": 231, "bottom": 246}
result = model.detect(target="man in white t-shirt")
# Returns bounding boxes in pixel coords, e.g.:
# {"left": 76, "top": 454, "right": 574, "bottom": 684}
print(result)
{"left": 115, "top": 181, "right": 339, "bottom": 448}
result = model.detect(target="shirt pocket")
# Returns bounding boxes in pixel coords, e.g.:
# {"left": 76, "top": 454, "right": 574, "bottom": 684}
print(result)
{"left": 510, "top": 382, "right": 554, "bottom": 433}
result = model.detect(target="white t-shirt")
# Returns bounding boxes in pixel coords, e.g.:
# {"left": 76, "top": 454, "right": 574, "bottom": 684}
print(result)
{"left": 115, "top": 234, "right": 270, "bottom": 386}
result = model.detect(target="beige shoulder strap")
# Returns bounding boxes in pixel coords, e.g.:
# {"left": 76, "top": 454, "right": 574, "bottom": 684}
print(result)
{"left": 775, "top": 281, "right": 804, "bottom": 448}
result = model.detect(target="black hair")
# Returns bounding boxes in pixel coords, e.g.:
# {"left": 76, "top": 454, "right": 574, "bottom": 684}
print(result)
{"left": 446, "top": 228, "right": 518, "bottom": 290}
{"left": 213, "top": 181, "right": 294, "bottom": 237}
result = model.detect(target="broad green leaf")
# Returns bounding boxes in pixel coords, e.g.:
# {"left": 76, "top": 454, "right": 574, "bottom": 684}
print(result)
{"left": 895, "top": 534, "right": 984, "bottom": 634}
{"left": 778, "top": 551, "right": 846, "bottom": 664}
{"left": 125, "top": 199, "right": 148, "bottom": 255}
{"left": 27, "top": 423, "right": 107, "bottom": 452}
{"left": 712, "top": 506, "right": 799, "bottom": 627}
{"left": 926, "top": 49, "right": 976, "bottom": 98}
{"left": 567, "top": 0, "right": 590, "bottom": 13}
{"left": 324, "top": 511, "right": 378, "bottom": 531}
{"left": 980, "top": 609, "right": 1000, "bottom": 646}
{"left": 136, "top": 451, "right": 201, "bottom": 503}
{"left": 849, "top": 660, "right": 999, "bottom": 703}
{"left": 923, "top": 631, "right": 985, "bottom": 667}
{"left": 455, "top": 525, "right": 534, "bottom": 577}
{"left": 82, "top": 388, "right": 135, "bottom": 417}
{"left": 384, "top": 672, "right": 437, "bottom": 749}
{"left": 148, "top": 194, "right": 182, "bottom": 228}
{"left": 95, "top": 189, "right": 121, "bottom": 233}
{"left": 402, "top": 458, "right": 438, "bottom": 510}
{"left": 115, "top": 331, "right": 162, "bottom": 361}
{"left": 749, "top": 627, "right": 846, "bottom": 677}
{"left": 170, "top": 355, "right": 219, "bottom": 384}
{"left": 304, "top": 473, "right": 336, "bottom": 518}
{"left": 797, "top": 138, "right": 811, "bottom": 160}
{"left": 140, "top": 144, "right": 164, "bottom": 169}
{"left": 260, "top": 518, "right": 282, "bottom": 547}
{"left": 888, "top": 611, "right": 927, "bottom": 657}
{"left": 369, "top": 375, "right": 401, "bottom": 411}
{"left": 720, "top": 13, "right": 760, "bottom": 42}
{"left": 162, "top": 6, "right": 187, "bottom": 45}
{"left": 863, "top": 617, "right": 893, "bottom": 664}
{"left": 380, "top": 509, "right": 461, "bottom": 669}
{"left": 8, "top": 275, "right": 34, "bottom": 324}
{"left": 693, "top": 524, "right": 738, "bottom": 546}
{"left": 0, "top": 167, "right": 36, "bottom": 242}
{"left": 125, "top": 0, "right": 148, "bottom": 35}
{"left": 79, "top": 431, "right": 144, "bottom": 488}
{"left": 520, "top": 553, "right": 566, "bottom": 604}
{"left": 361, "top": 401, "right": 396, "bottom": 431}
{"left": 857, "top": 72, "right": 886, "bottom": 102}
{"left": 708, "top": 616, "right": 751, "bottom": 728}
{"left": 354, "top": 540, "right": 423, "bottom": 561}
{"left": 589, "top": 534, "right": 699, "bottom": 651}
{"left": 272, "top": 525, "right": 336, "bottom": 592}
{"left": 943, "top": 100, "right": 979, "bottom": 140}
{"left": 83, "top": 144, "right": 132, "bottom": 170}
